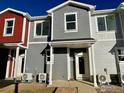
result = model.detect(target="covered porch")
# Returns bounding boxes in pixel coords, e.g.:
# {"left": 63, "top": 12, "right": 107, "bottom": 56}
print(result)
{"left": 0, "top": 43, "right": 27, "bottom": 80}
{"left": 49, "top": 39, "right": 97, "bottom": 86}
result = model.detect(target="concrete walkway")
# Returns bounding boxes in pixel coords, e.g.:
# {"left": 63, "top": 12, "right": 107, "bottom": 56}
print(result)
{"left": 48, "top": 80, "right": 97, "bottom": 93}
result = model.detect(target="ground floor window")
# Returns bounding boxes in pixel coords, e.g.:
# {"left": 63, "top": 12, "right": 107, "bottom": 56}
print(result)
{"left": 45, "top": 49, "right": 50, "bottom": 64}
{"left": 116, "top": 48, "right": 124, "bottom": 62}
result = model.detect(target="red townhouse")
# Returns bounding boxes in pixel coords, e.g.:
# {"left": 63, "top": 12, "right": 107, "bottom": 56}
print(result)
{"left": 0, "top": 8, "right": 30, "bottom": 80}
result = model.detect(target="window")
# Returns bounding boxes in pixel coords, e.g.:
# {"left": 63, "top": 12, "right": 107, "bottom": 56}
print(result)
{"left": 97, "top": 15, "right": 116, "bottom": 32}
{"left": 116, "top": 48, "right": 124, "bottom": 62}
{"left": 46, "top": 49, "right": 50, "bottom": 64}
{"left": 4, "top": 18, "right": 15, "bottom": 36}
{"left": 65, "top": 12, "right": 77, "bottom": 32}
{"left": 34, "top": 21, "right": 49, "bottom": 37}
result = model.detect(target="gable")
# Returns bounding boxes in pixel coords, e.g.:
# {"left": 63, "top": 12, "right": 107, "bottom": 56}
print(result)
{"left": 47, "top": 0, "right": 95, "bottom": 13}
{"left": 0, "top": 10, "right": 24, "bottom": 18}
{"left": 0, "top": 8, "right": 26, "bottom": 16}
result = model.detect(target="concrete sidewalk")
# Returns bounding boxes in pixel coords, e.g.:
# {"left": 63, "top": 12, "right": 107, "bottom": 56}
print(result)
{"left": 48, "top": 80, "right": 97, "bottom": 93}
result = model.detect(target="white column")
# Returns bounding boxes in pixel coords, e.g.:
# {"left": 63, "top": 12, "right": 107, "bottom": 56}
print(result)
{"left": 49, "top": 45, "right": 53, "bottom": 85}
{"left": 88, "top": 47, "right": 93, "bottom": 79}
{"left": 91, "top": 45, "right": 97, "bottom": 87}
{"left": 67, "top": 48, "right": 71, "bottom": 80}
{"left": 23, "top": 49, "right": 27, "bottom": 73}
{"left": 14, "top": 47, "right": 20, "bottom": 79}
{"left": 5, "top": 50, "right": 11, "bottom": 78}
{"left": 5, "top": 59, "right": 10, "bottom": 78}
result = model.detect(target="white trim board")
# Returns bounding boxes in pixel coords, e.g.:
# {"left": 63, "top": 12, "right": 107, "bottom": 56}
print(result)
{"left": 97, "top": 39, "right": 123, "bottom": 42}
{"left": 88, "top": 11, "right": 93, "bottom": 38}
{"left": 51, "top": 13, "right": 54, "bottom": 40}
{"left": 67, "top": 48, "right": 71, "bottom": 80}
{"left": 21, "top": 17, "right": 26, "bottom": 43}
{"left": 27, "top": 22, "right": 31, "bottom": 48}
{"left": 29, "top": 42, "right": 48, "bottom": 44}
{"left": 49, "top": 46, "right": 53, "bottom": 85}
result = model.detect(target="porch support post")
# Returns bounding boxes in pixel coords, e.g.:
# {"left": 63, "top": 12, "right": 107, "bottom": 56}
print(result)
{"left": 67, "top": 48, "right": 71, "bottom": 80}
{"left": 88, "top": 47, "right": 93, "bottom": 80}
{"left": 5, "top": 49, "right": 11, "bottom": 78}
{"left": 49, "top": 45, "right": 53, "bottom": 85}
{"left": 14, "top": 47, "right": 20, "bottom": 80}
{"left": 91, "top": 45, "right": 97, "bottom": 87}
{"left": 23, "top": 49, "right": 27, "bottom": 73}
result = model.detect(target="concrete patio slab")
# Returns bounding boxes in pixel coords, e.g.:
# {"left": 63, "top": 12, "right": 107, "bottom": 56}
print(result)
{"left": 48, "top": 80, "right": 97, "bottom": 93}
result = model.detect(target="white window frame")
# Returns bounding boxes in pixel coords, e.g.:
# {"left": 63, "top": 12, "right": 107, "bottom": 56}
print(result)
{"left": 64, "top": 12, "right": 78, "bottom": 33}
{"left": 46, "top": 49, "right": 50, "bottom": 64}
{"left": 3, "top": 18, "right": 15, "bottom": 36}
{"left": 96, "top": 14, "right": 116, "bottom": 33}
{"left": 115, "top": 47, "right": 124, "bottom": 63}
{"left": 34, "top": 20, "right": 48, "bottom": 38}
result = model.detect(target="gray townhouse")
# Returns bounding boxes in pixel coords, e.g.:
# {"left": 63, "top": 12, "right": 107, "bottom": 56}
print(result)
{"left": 24, "top": 0, "right": 124, "bottom": 86}
{"left": 0, "top": 0, "right": 124, "bottom": 87}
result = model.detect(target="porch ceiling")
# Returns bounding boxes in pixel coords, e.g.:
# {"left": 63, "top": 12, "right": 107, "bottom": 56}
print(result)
{"left": 50, "top": 39, "right": 95, "bottom": 48}
{"left": 0, "top": 43, "right": 22, "bottom": 49}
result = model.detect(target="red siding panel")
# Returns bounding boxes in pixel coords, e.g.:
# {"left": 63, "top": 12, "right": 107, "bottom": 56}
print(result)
{"left": 0, "top": 11, "right": 23, "bottom": 43}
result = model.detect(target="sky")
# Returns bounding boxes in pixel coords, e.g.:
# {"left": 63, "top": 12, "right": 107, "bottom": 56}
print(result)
{"left": 0, "top": 0, "right": 123, "bottom": 16}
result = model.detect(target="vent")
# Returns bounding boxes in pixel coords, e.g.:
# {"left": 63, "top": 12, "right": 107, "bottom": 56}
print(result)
{"left": 38, "top": 73, "right": 47, "bottom": 83}
{"left": 22, "top": 73, "right": 33, "bottom": 82}
{"left": 98, "top": 74, "right": 111, "bottom": 84}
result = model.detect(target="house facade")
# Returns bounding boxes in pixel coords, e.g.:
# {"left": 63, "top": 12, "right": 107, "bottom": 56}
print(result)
{"left": 0, "top": 8, "right": 30, "bottom": 80}
{"left": 0, "top": 0, "right": 124, "bottom": 87}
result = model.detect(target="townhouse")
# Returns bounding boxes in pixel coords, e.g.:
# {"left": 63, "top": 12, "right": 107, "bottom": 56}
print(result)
{"left": 0, "top": 0, "right": 124, "bottom": 86}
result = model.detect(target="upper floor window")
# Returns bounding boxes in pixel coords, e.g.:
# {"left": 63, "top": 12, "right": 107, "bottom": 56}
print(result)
{"left": 116, "top": 48, "right": 124, "bottom": 62}
{"left": 3, "top": 18, "right": 15, "bottom": 36}
{"left": 64, "top": 12, "right": 77, "bottom": 32}
{"left": 97, "top": 15, "right": 116, "bottom": 32}
{"left": 34, "top": 21, "right": 49, "bottom": 38}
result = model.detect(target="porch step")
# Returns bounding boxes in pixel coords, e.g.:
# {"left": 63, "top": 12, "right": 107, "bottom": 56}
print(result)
{"left": 78, "top": 80, "right": 94, "bottom": 86}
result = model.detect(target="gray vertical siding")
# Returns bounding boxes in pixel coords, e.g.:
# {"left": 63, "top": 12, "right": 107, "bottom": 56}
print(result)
{"left": 52, "top": 48, "right": 68, "bottom": 80}
{"left": 53, "top": 5, "right": 91, "bottom": 40}
{"left": 91, "top": 11, "right": 124, "bottom": 82}
{"left": 94, "top": 40, "right": 124, "bottom": 75}
{"left": 25, "top": 44, "right": 48, "bottom": 74}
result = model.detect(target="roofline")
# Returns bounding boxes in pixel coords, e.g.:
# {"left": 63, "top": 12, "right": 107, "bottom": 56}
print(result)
{"left": 117, "top": 2, "right": 124, "bottom": 10}
{"left": 30, "top": 15, "right": 48, "bottom": 21}
{"left": 0, "top": 8, "right": 31, "bottom": 20}
{"left": 47, "top": 0, "right": 95, "bottom": 13}
{"left": 92, "top": 9, "right": 116, "bottom": 15}
{"left": 0, "top": 8, "right": 27, "bottom": 15}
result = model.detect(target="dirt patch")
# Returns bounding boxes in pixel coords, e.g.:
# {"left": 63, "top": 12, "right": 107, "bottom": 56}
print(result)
{"left": 0, "top": 85, "right": 15, "bottom": 93}
{"left": 0, "top": 80, "right": 15, "bottom": 88}
{"left": 55, "top": 87, "right": 78, "bottom": 93}
{"left": 96, "top": 85, "right": 124, "bottom": 93}
{"left": 0, "top": 82, "right": 78, "bottom": 93}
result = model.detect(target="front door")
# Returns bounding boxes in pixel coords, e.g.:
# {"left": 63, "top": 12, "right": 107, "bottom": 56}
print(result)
{"left": 75, "top": 52, "right": 89, "bottom": 80}
{"left": 17, "top": 54, "right": 25, "bottom": 77}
